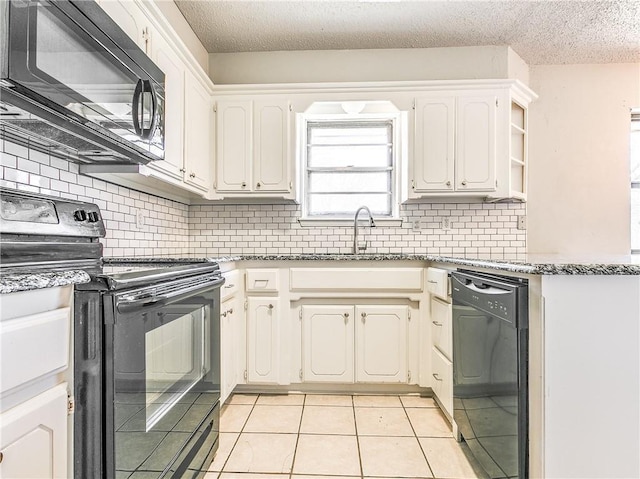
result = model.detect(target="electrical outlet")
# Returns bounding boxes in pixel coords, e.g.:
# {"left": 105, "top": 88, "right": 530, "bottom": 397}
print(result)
{"left": 135, "top": 209, "right": 145, "bottom": 229}
{"left": 517, "top": 216, "right": 526, "bottom": 230}
{"left": 412, "top": 220, "right": 427, "bottom": 231}
{"left": 441, "top": 217, "right": 451, "bottom": 230}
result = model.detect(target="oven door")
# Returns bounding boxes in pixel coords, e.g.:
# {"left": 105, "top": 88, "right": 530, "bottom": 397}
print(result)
{"left": 3, "top": 0, "right": 164, "bottom": 161}
{"left": 104, "top": 276, "right": 222, "bottom": 478}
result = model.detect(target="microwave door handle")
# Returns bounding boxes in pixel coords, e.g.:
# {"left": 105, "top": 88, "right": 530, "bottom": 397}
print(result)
{"left": 141, "top": 80, "right": 158, "bottom": 141}
{"left": 132, "top": 79, "right": 143, "bottom": 136}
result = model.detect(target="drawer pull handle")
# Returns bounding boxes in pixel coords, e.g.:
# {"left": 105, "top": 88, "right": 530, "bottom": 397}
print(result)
{"left": 432, "top": 321, "right": 443, "bottom": 326}
{"left": 427, "top": 280, "right": 438, "bottom": 284}
{"left": 224, "top": 284, "right": 235, "bottom": 288}
{"left": 432, "top": 373, "right": 442, "bottom": 381}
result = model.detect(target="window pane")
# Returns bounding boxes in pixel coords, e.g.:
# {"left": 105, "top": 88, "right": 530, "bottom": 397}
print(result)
{"left": 308, "top": 144, "right": 391, "bottom": 168}
{"left": 309, "top": 172, "right": 391, "bottom": 193}
{"left": 631, "top": 128, "right": 640, "bottom": 182}
{"left": 309, "top": 123, "right": 391, "bottom": 146}
{"left": 308, "top": 193, "right": 391, "bottom": 216}
{"left": 632, "top": 188, "right": 640, "bottom": 251}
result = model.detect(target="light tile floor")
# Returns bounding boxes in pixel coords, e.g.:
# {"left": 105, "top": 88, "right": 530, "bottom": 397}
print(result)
{"left": 206, "top": 394, "right": 485, "bottom": 479}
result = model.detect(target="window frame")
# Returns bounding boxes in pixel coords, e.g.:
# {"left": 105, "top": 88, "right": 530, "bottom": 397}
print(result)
{"left": 630, "top": 110, "right": 640, "bottom": 253}
{"left": 299, "top": 112, "right": 402, "bottom": 221}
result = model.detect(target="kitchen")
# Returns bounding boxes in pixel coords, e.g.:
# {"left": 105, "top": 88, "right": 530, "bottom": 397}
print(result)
{"left": 0, "top": 1, "right": 639, "bottom": 478}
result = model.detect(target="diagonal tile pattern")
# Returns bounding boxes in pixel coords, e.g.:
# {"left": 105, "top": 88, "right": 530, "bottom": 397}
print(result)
{"left": 206, "top": 394, "right": 485, "bottom": 479}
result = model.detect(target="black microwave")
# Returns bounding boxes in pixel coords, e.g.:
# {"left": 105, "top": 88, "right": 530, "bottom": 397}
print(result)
{"left": 0, "top": 0, "right": 165, "bottom": 165}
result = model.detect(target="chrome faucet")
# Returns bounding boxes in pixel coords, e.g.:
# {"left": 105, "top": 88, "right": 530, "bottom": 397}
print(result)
{"left": 353, "top": 206, "right": 376, "bottom": 254}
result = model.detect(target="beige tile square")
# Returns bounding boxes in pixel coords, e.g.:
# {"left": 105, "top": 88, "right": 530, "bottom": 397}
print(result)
{"left": 353, "top": 395, "right": 402, "bottom": 407}
{"left": 304, "top": 394, "right": 353, "bottom": 406}
{"left": 223, "top": 433, "right": 297, "bottom": 473}
{"left": 256, "top": 394, "right": 305, "bottom": 406}
{"left": 208, "top": 432, "right": 239, "bottom": 472}
{"left": 228, "top": 394, "right": 259, "bottom": 405}
{"left": 293, "top": 434, "right": 361, "bottom": 476}
{"left": 406, "top": 408, "right": 452, "bottom": 437}
{"left": 359, "top": 436, "right": 433, "bottom": 478}
{"left": 294, "top": 476, "right": 359, "bottom": 479}
{"left": 221, "top": 405, "right": 253, "bottom": 432}
{"left": 244, "top": 405, "right": 303, "bottom": 433}
{"left": 203, "top": 472, "right": 219, "bottom": 479}
{"left": 355, "top": 407, "right": 414, "bottom": 436}
{"left": 400, "top": 396, "right": 437, "bottom": 408}
{"left": 419, "top": 437, "right": 479, "bottom": 479}
{"left": 300, "top": 406, "right": 356, "bottom": 435}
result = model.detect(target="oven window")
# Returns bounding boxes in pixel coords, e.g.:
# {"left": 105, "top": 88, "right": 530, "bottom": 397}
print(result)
{"left": 145, "top": 305, "right": 208, "bottom": 431}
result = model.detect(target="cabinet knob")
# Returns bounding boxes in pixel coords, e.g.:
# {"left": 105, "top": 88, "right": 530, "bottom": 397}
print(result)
{"left": 432, "top": 320, "right": 443, "bottom": 326}
{"left": 0, "top": 451, "right": 3, "bottom": 463}
{"left": 179, "top": 168, "right": 186, "bottom": 173}
{"left": 432, "top": 373, "right": 442, "bottom": 381}
{"left": 461, "top": 180, "right": 467, "bottom": 186}
{"left": 256, "top": 182, "right": 262, "bottom": 189}
{"left": 190, "top": 173, "right": 196, "bottom": 178}
{"left": 344, "top": 312, "right": 350, "bottom": 319}
{"left": 222, "top": 311, "right": 227, "bottom": 318}
{"left": 241, "top": 182, "right": 247, "bottom": 188}
{"left": 446, "top": 181, "right": 451, "bottom": 187}
{"left": 361, "top": 312, "right": 367, "bottom": 322}
{"left": 268, "top": 303, "right": 274, "bottom": 310}
{"left": 229, "top": 308, "right": 234, "bottom": 314}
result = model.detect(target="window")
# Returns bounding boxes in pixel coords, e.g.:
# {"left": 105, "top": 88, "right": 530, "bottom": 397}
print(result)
{"left": 303, "top": 118, "right": 397, "bottom": 218}
{"left": 631, "top": 110, "right": 640, "bottom": 252}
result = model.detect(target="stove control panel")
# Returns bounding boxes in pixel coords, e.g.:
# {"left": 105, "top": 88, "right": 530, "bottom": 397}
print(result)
{"left": 0, "top": 188, "right": 105, "bottom": 238}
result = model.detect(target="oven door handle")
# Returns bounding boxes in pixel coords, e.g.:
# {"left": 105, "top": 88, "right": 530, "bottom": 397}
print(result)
{"left": 116, "top": 276, "right": 225, "bottom": 314}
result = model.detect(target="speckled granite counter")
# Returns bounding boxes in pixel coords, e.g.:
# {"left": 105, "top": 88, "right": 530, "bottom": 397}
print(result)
{"left": 0, "top": 270, "right": 91, "bottom": 294}
{"left": 104, "top": 254, "right": 640, "bottom": 275}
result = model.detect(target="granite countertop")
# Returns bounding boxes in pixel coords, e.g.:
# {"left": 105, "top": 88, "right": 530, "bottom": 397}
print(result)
{"left": 0, "top": 270, "right": 91, "bottom": 294}
{"left": 104, "top": 254, "right": 640, "bottom": 275}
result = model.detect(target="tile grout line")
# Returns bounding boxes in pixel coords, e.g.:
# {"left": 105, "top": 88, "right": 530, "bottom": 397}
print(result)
{"left": 288, "top": 394, "right": 306, "bottom": 478}
{"left": 400, "top": 399, "right": 436, "bottom": 479}
{"left": 351, "top": 395, "right": 365, "bottom": 479}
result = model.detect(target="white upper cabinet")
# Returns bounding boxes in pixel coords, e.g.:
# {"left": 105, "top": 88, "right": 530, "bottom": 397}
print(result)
{"left": 411, "top": 83, "right": 535, "bottom": 200}
{"left": 183, "top": 70, "right": 213, "bottom": 191}
{"left": 214, "top": 96, "right": 293, "bottom": 197}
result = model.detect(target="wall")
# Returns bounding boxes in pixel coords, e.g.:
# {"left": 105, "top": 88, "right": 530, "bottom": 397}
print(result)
{"left": 210, "top": 46, "right": 518, "bottom": 84}
{"left": 0, "top": 138, "right": 190, "bottom": 258}
{"left": 189, "top": 202, "right": 526, "bottom": 258}
{"left": 527, "top": 63, "right": 640, "bottom": 254}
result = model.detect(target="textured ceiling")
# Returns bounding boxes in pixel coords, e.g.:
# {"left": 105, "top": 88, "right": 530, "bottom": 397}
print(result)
{"left": 174, "top": 0, "right": 640, "bottom": 64}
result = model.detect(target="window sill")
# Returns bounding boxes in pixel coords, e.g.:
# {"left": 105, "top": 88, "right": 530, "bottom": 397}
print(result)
{"left": 297, "top": 218, "right": 403, "bottom": 228}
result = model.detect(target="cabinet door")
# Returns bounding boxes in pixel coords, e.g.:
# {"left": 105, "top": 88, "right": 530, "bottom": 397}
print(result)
{"left": 456, "top": 94, "right": 497, "bottom": 191}
{"left": 430, "top": 296, "right": 452, "bottom": 361}
{"left": 149, "top": 33, "right": 185, "bottom": 180}
{"left": 215, "top": 100, "right": 252, "bottom": 192}
{"left": 220, "top": 298, "right": 236, "bottom": 404}
{"left": 183, "top": 71, "right": 213, "bottom": 192}
{"left": 355, "top": 305, "right": 407, "bottom": 383}
{"left": 247, "top": 298, "right": 280, "bottom": 384}
{"left": 301, "top": 306, "right": 354, "bottom": 383}
{"left": 253, "top": 99, "right": 291, "bottom": 193}
{"left": 0, "top": 384, "right": 68, "bottom": 478}
{"left": 96, "top": 0, "right": 149, "bottom": 54}
{"left": 413, "top": 97, "right": 455, "bottom": 192}
{"left": 431, "top": 347, "right": 453, "bottom": 417}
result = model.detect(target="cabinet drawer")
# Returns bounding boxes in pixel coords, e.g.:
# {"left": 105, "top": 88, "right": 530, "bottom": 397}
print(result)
{"left": 290, "top": 268, "right": 423, "bottom": 292}
{"left": 431, "top": 346, "right": 453, "bottom": 417}
{"left": 221, "top": 270, "right": 241, "bottom": 300}
{"left": 246, "top": 269, "right": 279, "bottom": 293}
{"left": 0, "top": 308, "right": 70, "bottom": 396}
{"left": 426, "top": 267, "right": 449, "bottom": 300}
{"left": 430, "top": 297, "right": 452, "bottom": 361}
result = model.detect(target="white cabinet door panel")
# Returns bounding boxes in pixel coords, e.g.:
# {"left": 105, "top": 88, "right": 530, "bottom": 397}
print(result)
{"left": 430, "top": 296, "right": 452, "bottom": 361}
{"left": 254, "top": 100, "right": 290, "bottom": 192}
{"left": 414, "top": 97, "right": 455, "bottom": 192}
{"left": 302, "top": 306, "right": 354, "bottom": 382}
{"left": 456, "top": 95, "right": 496, "bottom": 191}
{"left": 216, "top": 100, "right": 252, "bottom": 192}
{"left": 0, "top": 384, "right": 68, "bottom": 478}
{"left": 184, "top": 71, "right": 212, "bottom": 192}
{"left": 355, "top": 305, "right": 407, "bottom": 383}
{"left": 247, "top": 298, "right": 280, "bottom": 384}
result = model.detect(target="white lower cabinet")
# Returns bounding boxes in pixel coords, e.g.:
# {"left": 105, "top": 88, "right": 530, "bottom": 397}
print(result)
{"left": 355, "top": 305, "right": 408, "bottom": 383}
{"left": 246, "top": 298, "right": 280, "bottom": 384}
{"left": 221, "top": 296, "right": 241, "bottom": 403}
{"left": 302, "top": 306, "right": 354, "bottom": 382}
{"left": 0, "top": 384, "right": 68, "bottom": 478}
{"left": 431, "top": 347, "right": 453, "bottom": 415}
{"left": 301, "top": 304, "right": 409, "bottom": 384}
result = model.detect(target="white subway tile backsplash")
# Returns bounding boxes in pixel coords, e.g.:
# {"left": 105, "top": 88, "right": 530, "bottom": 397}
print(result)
{"left": 2, "top": 138, "right": 526, "bottom": 258}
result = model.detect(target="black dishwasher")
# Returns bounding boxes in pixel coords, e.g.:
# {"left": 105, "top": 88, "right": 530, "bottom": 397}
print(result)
{"left": 451, "top": 270, "right": 528, "bottom": 479}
